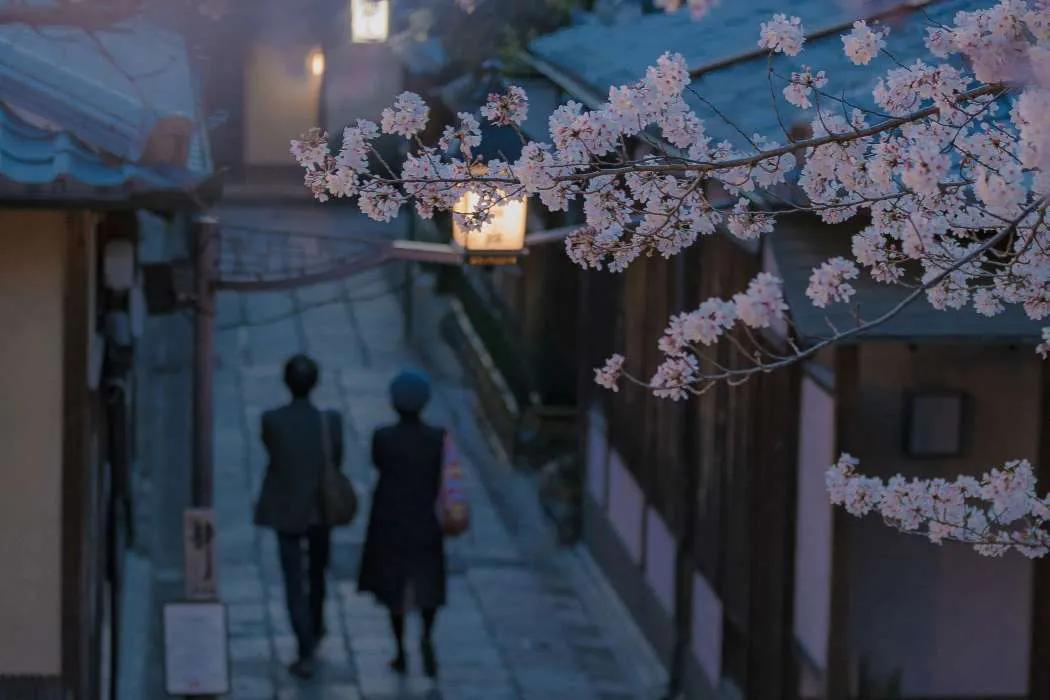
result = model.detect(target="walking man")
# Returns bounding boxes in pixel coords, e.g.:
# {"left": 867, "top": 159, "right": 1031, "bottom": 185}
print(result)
{"left": 254, "top": 354, "right": 343, "bottom": 679}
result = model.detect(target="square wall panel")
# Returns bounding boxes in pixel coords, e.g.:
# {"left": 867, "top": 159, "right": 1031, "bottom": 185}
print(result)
{"left": 586, "top": 407, "right": 608, "bottom": 506}
{"left": 692, "top": 572, "right": 723, "bottom": 686}
{"left": 645, "top": 507, "right": 676, "bottom": 613}
{"left": 607, "top": 451, "right": 643, "bottom": 564}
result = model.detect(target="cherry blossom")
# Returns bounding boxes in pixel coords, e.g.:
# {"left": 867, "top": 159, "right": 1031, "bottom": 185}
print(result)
{"left": 841, "top": 20, "right": 888, "bottom": 66}
{"left": 594, "top": 354, "right": 625, "bottom": 392}
{"left": 806, "top": 257, "right": 859, "bottom": 308}
{"left": 651, "top": 355, "right": 699, "bottom": 400}
{"left": 783, "top": 66, "right": 827, "bottom": 109}
{"left": 289, "top": 128, "right": 327, "bottom": 169}
{"left": 758, "top": 14, "right": 805, "bottom": 57}
{"left": 733, "top": 272, "right": 788, "bottom": 328}
{"left": 381, "top": 92, "right": 429, "bottom": 138}
{"left": 1037, "top": 327, "right": 1050, "bottom": 358}
{"left": 295, "top": 0, "right": 1050, "bottom": 556}
{"left": 654, "top": 0, "right": 720, "bottom": 20}
{"left": 359, "top": 184, "right": 402, "bottom": 222}
{"left": 439, "top": 112, "right": 482, "bottom": 158}
{"left": 481, "top": 85, "right": 529, "bottom": 127}
{"left": 827, "top": 455, "right": 1050, "bottom": 558}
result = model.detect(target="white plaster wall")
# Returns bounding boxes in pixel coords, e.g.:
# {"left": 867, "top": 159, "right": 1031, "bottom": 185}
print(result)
{"left": 244, "top": 42, "right": 323, "bottom": 166}
{"left": 607, "top": 450, "right": 644, "bottom": 564}
{"left": 793, "top": 375, "right": 836, "bottom": 671}
{"left": 0, "top": 211, "right": 65, "bottom": 674}
{"left": 644, "top": 507, "right": 675, "bottom": 613}
{"left": 849, "top": 343, "right": 1036, "bottom": 696}
{"left": 692, "top": 571, "right": 723, "bottom": 685}
{"left": 586, "top": 406, "right": 608, "bottom": 505}
{"left": 323, "top": 42, "right": 403, "bottom": 129}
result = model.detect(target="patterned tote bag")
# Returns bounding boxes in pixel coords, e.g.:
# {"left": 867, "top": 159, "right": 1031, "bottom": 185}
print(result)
{"left": 438, "top": 433, "right": 470, "bottom": 537}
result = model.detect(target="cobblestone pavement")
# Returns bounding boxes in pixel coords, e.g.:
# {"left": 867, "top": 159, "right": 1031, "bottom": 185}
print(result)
{"left": 211, "top": 207, "right": 663, "bottom": 700}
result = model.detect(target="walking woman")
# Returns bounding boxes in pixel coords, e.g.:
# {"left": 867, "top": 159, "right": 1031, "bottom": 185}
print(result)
{"left": 358, "top": 370, "right": 446, "bottom": 677}
{"left": 255, "top": 354, "right": 342, "bottom": 680}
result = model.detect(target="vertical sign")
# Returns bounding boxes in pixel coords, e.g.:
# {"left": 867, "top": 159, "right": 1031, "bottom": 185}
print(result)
{"left": 183, "top": 508, "right": 218, "bottom": 600}
{"left": 163, "top": 602, "right": 230, "bottom": 696}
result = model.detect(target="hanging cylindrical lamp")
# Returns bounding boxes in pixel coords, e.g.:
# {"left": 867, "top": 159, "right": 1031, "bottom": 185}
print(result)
{"left": 307, "top": 47, "right": 325, "bottom": 77}
{"left": 451, "top": 187, "right": 528, "bottom": 265}
{"left": 350, "top": 0, "right": 390, "bottom": 43}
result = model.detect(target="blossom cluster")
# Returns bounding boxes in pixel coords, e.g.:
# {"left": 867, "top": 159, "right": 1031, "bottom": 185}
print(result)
{"left": 806, "top": 257, "right": 859, "bottom": 308}
{"left": 827, "top": 454, "right": 1050, "bottom": 558}
{"left": 294, "top": 0, "right": 1050, "bottom": 558}
{"left": 294, "top": 0, "right": 1050, "bottom": 408}
{"left": 841, "top": 20, "right": 888, "bottom": 66}
{"left": 481, "top": 85, "right": 529, "bottom": 127}
{"left": 654, "top": 0, "right": 721, "bottom": 20}
{"left": 643, "top": 274, "right": 787, "bottom": 399}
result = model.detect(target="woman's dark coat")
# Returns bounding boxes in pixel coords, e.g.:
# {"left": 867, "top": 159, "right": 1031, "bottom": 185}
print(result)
{"left": 254, "top": 399, "right": 343, "bottom": 534}
{"left": 358, "top": 418, "right": 446, "bottom": 610}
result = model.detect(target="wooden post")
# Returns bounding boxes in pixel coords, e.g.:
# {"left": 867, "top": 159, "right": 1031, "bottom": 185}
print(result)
{"left": 190, "top": 216, "right": 219, "bottom": 700}
{"left": 827, "top": 345, "right": 859, "bottom": 700}
{"left": 192, "top": 216, "right": 218, "bottom": 509}
{"left": 62, "top": 213, "right": 94, "bottom": 699}
{"left": 665, "top": 253, "right": 698, "bottom": 699}
{"left": 403, "top": 212, "right": 415, "bottom": 346}
{"left": 1031, "top": 360, "right": 1050, "bottom": 699}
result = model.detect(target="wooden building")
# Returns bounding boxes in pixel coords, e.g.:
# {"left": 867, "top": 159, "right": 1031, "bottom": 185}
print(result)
{"left": 0, "top": 18, "right": 212, "bottom": 699}
{"left": 444, "top": 0, "right": 1050, "bottom": 697}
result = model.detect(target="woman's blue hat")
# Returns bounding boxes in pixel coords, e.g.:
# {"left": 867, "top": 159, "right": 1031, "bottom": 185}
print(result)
{"left": 390, "top": 370, "right": 431, "bottom": 413}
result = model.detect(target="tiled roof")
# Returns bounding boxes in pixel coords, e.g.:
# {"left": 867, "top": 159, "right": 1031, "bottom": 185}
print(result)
{"left": 0, "top": 6, "right": 212, "bottom": 205}
{"left": 0, "top": 104, "right": 204, "bottom": 203}
{"left": 525, "top": 2, "right": 1039, "bottom": 342}
{"left": 527, "top": 0, "right": 975, "bottom": 143}
{"left": 0, "top": 14, "right": 201, "bottom": 163}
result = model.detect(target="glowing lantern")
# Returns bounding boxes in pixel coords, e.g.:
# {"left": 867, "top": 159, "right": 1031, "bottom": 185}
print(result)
{"left": 452, "top": 189, "right": 528, "bottom": 265}
{"left": 308, "top": 48, "right": 325, "bottom": 77}
{"left": 351, "top": 0, "right": 390, "bottom": 43}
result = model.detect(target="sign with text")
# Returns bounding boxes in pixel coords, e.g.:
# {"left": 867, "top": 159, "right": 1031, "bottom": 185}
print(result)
{"left": 183, "top": 508, "right": 218, "bottom": 600}
{"left": 163, "top": 602, "right": 230, "bottom": 696}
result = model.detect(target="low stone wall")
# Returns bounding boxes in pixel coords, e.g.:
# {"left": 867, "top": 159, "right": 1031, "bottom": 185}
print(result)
{"left": 440, "top": 297, "right": 521, "bottom": 462}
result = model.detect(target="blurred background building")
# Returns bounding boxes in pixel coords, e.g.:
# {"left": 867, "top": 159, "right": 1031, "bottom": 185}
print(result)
{"left": 0, "top": 8, "right": 214, "bottom": 698}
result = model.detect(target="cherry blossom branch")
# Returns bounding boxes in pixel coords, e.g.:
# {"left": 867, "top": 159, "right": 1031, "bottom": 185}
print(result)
{"left": 827, "top": 455, "right": 1050, "bottom": 558}
{"left": 599, "top": 196, "right": 1047, "bottom": 397}
{"left": 296, "top": 1, "right": 1050, "bottom": 558}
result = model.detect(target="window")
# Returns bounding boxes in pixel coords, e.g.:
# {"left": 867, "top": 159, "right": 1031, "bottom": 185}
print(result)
{"left": 904, "top": 391, "right": 966, "bottom": 457}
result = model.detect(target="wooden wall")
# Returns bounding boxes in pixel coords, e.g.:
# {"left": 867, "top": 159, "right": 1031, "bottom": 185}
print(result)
{"left": 579, "top": 233, "right": 800, "bottom": 699}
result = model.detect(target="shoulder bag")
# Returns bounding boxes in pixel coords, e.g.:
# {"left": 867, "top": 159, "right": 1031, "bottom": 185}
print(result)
{"left": 320, "top": 410, "right": 358, "bottom": 527}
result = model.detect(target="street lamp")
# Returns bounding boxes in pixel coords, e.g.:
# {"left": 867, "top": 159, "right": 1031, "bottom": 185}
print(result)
{"left": 350, "top": 0, "right": 390, "bottom": 43}
{"left": 451, "top": 189, "right": 528, "bottom": 265}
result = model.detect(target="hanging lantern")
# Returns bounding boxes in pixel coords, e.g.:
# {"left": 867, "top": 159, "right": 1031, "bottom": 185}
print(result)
{"left": 350, "top": 0, "right": 390, "bottom": 43}
{"left": 451, "top": 189, "right": 528, "bottom": 265}
{"left": 307, "top": 48, "right": 325, "bottom": 77}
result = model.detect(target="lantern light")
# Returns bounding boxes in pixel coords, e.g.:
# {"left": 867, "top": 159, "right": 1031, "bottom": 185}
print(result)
{"left": 308, "top": 48, "right": 325, "bottom": 77}
{"left": 350, "top": 0, "right": 390, "bottom": 43}
{"left": 451, "top": 189, "right": 528, "bottom": 265}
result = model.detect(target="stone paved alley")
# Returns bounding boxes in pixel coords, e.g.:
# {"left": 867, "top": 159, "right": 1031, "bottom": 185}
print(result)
{"left": 210, "top": 206, "right": 665, "bottom": 700}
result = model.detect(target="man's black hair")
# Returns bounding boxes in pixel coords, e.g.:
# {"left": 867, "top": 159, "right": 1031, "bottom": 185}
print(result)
{"left": 284, "top": 354, "right": 319, "bottom": 398}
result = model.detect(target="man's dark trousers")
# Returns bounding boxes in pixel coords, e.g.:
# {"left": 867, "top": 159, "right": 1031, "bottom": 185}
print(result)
{"left": 277, "top": 525, "right": 331, "bottom": 659}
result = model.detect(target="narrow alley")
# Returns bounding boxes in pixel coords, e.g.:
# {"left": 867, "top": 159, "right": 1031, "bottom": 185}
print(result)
{"left": 209, "top": 205, "right": 664, "bottom": 700}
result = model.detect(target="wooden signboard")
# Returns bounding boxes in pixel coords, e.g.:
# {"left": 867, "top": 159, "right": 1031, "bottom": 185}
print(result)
{"left": 163, "top": 602, "right": 230, "bottom": 696}
{"left": 183, "top": 508, "right": 218, "bottom": 600}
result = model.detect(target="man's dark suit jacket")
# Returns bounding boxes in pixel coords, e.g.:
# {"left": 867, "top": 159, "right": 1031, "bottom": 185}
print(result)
{"left": 254, "top": 398, "right": 343, "bottom": 534}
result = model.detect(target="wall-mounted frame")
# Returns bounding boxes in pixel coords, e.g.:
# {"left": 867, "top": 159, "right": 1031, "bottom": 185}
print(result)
{"left": 903, "top": 390, "right": 968, "bottom": 458}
